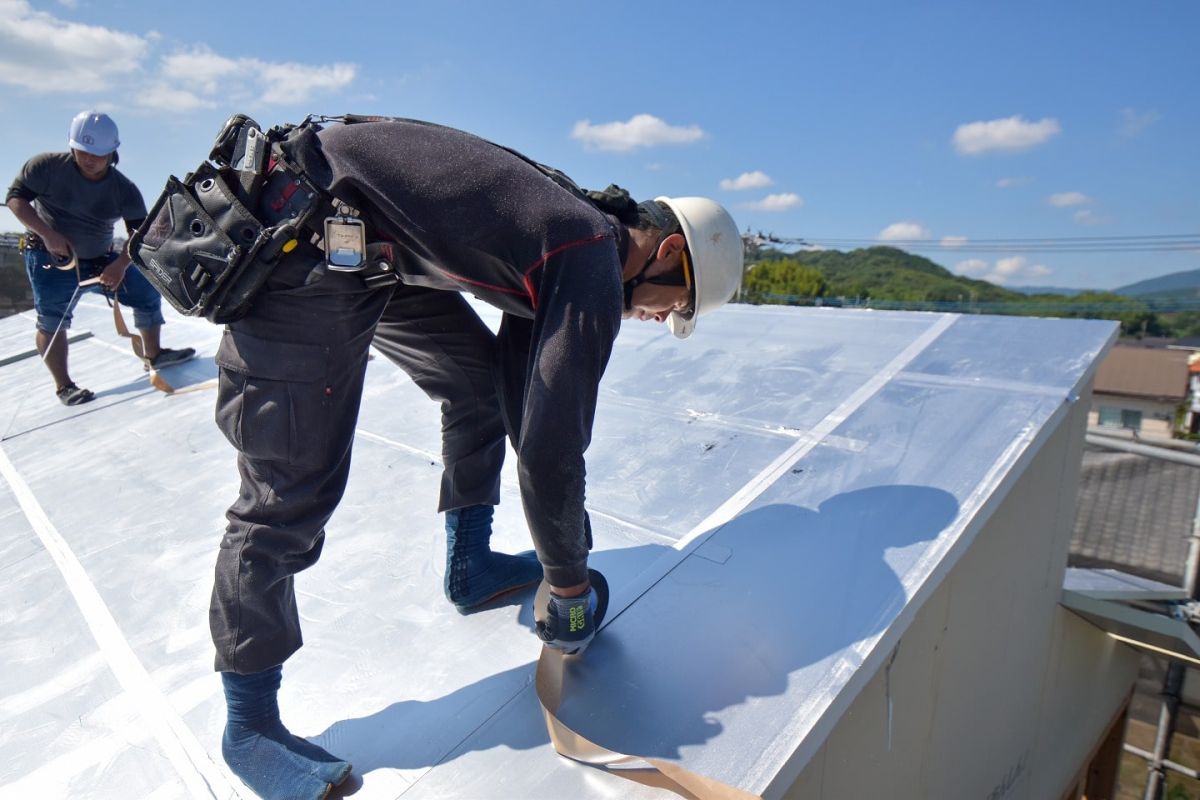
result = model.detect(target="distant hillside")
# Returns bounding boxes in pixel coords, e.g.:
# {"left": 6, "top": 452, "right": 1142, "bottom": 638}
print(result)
{"left": 1008, "top": 285, "right": 1087, "bottom": 297}
{"left": 741, "top": 246, "right": 1200, "bottom": 339}
{"left": 749, "top": 246, "right": 1024, "bottom": 303}
{"left": 1116, "top": 268, "right": 1200, "bottom": 298}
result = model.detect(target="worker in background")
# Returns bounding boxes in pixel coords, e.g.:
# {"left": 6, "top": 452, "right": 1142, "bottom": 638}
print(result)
{"left": 6, "top": 111, "right": 195, "bottom": 405}
{"left": 151, "top": 115, "right": 742, "bottom": 800}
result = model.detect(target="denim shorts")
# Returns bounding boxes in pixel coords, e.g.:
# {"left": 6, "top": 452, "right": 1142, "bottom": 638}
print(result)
{"left": 25, "top": 248, "right": 165, "bottom": 333}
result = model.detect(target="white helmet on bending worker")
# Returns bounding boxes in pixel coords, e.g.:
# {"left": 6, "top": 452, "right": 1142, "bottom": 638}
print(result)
{"left": 623, "top": 195, "right": 744, "bottom": 338}
{"left": 656, "top": 196, "right": 743, "bottom": 338}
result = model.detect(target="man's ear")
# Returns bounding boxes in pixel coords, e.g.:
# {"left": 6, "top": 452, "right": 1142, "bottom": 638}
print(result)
{"left": 655, "top": 232, "right": 687, "bottom": 262}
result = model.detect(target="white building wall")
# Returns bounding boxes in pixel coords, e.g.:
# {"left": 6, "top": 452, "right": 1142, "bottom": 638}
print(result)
{"left": 785, "top": 392, "right": 1140, "bottom": 799}
{"left": 1089, "top": 394, "right": 1177, "bottom": 440}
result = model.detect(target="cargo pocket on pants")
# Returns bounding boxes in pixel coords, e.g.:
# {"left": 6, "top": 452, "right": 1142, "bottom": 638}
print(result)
{"left": 215, "top": 329, "right": 331, "bottom": 469}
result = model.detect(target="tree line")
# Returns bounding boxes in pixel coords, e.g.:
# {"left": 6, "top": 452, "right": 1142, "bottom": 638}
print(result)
{"left": 740, "top": 247, "right": 1200, "bottom": 339}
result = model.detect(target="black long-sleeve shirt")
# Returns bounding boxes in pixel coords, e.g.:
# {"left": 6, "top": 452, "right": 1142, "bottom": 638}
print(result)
{"left": 314, "top": 119, "right": 623, "bottom": 586}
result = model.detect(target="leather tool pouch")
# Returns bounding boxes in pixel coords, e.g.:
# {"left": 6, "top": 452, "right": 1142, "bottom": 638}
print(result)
{"left": 129, "top": 120, "right": 323, "bottom": 324}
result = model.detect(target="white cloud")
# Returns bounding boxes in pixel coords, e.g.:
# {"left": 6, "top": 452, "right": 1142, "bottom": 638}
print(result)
{"left": 993, "top": 256, "right": 1026, "bottom": 278}
{"left": 160, "top": 46, "right": 240, "bottom": 94}
{"left": 1048, "top": 191, "right": 1092, "bottom": 207}
{"left": 955, "top": 255, "right": 1051, "bottom": 285}
{"left": 720, "top": 170, "right": 773, "bottom": 191}
{"left": 879, "top": 221, "right": 931, "bottom": 241}
{"left": 0, "top": 7, "right": 355, "bottom": 108}
{"left": 941, "top": 236, "right": 968, "bottom": 248}
{"left": 258, "top": 61, "right": 356, "bottom": 104}
{"left": 571, "top": 114, "right": 705, "bottom": 152}
{"left": 1119, "top": 107, "right": 1160, "bottom": 138}
{"left": 746, "top": 193, "right": 803, "bottom": 211}
{"left": 149, "top": 45, "right": 356, "bottom": 107}
{"left": 953, "top": 115, "right": 1061, "bottom": 155}
{"left": 955, "top": 258, "right": 989, "bottom": 277}
{"left": 0, "top": 0, "right": 148, "bottom": 91}
{"left": 996, "top": 176, "right": 1032, "bottom": 189}
{"left": 1074, "top": 209, "right": 1109, "bottom": 226}
{"left": 136, "top": 82, "right": 214, "bottom": 113}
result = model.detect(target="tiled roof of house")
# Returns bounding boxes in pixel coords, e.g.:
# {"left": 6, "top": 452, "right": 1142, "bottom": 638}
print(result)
{"left": 1069, "top": 441, "right": 1200, "bottom": 585}
{"left": 1094, "top": 345, "right": 1189, "bottom": 401}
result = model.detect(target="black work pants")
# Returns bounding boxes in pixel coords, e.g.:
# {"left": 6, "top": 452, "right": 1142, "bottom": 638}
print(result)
{"left": 210, "top": 273, "right": 516, "bottom": 673}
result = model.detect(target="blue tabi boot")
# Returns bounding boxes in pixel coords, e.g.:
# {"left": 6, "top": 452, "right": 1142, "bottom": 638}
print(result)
{"left": 444, "top": 504, "right": 544, "bottom": 613}
{"left": 221, "top": 666, "right": 352, "bottom": 800}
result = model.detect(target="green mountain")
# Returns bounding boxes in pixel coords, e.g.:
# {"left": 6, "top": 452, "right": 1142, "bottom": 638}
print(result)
{"left": 1007, "top": 285, "right": 1086, "bottom": 297}
{"left": 745, "top": 246, "right": 1023, "bottom": 304}
{"left": 740, "top": 245, "right": 1192, "bottom": 339}
{"left": 1115, "top": 268, "right": 1200, "bottom": 298}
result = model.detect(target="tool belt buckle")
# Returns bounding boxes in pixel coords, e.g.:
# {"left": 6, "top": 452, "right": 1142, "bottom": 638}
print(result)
{"left": 362, "top": 261, "right": 399, "bottom": 289}
{"left": 324, "top": 213, "right": 367, "bottom": 272}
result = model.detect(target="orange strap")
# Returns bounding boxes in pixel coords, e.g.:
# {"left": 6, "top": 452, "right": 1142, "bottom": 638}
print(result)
{"left": 111, "top": 299, "right": 174, "bottom": 394}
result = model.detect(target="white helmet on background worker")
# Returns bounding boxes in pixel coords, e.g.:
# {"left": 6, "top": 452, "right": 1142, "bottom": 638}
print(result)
{"left": 68, "top": 111, "right": 120, "bottom": 157}
{"left": 656, "top": 196, "right": 743, "bottom": 339}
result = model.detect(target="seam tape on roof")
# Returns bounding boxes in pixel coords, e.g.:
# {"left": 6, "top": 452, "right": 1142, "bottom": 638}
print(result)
{"left": 0, "top": 443, "right": 236, "bottom": 799}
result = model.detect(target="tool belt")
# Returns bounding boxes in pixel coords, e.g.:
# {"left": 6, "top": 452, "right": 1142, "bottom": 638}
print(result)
{"left": 129, "top": 114, "right": 399, "bottom": 325}
{"left": 19, "top": 232, "right": 45, "bottom": 253}
{"left": 22, "top": 233, "right": 118, "bottom": 273}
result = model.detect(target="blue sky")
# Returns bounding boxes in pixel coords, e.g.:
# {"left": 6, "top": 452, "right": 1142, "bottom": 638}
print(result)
{"left": 1, "top": 0, "right": 1196, "bottom": 290}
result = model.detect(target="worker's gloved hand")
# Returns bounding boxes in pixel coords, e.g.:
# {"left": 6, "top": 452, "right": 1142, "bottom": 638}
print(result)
{"left": 536, "top": 568, "right": 609, "bottom": 655}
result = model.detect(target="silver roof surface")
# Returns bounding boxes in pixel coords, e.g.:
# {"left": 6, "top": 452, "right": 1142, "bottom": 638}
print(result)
{"left": 0, "top": 298, "right": 1116, "bottom": 799}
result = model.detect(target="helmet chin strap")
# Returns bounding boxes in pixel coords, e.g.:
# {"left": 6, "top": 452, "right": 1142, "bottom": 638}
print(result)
{"left": 623, "top": 239, "right": 669, "bottom": 311}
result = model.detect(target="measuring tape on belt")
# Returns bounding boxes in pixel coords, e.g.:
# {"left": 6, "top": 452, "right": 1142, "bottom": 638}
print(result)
{"left": 533, "top": 580, "right": 758, "bottom": 800}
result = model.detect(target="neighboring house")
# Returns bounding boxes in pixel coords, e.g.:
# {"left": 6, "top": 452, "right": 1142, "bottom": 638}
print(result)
{"left": 1069, "top": 437, "right": 1200, "bottom": 796}
{"left": 1088, "top": 344, "right": 1189, "bottom": 440}
{"left": 1070, "top": 441, "right": 1199, "bottom": 586}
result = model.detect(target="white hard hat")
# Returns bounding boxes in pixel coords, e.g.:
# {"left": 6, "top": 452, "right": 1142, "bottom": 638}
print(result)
{"left": 69, "top": 111, "right": 120, "bottom": 156}
{"left": 656, "top": 196, "right": 743, "bottom": 339}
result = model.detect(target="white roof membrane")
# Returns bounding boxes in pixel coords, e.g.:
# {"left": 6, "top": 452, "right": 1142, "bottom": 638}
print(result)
{"left": 0, "top": 298, "right": 1116, "bottom": 798}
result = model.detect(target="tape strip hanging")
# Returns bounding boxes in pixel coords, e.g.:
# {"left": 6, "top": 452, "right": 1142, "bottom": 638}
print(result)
{"left": 532, "top": 581, "right": 757, "bottom": 799}
{"left": 111, "top": 298, "right": 174, "bottom": 393}
{"left": 112, "top": 298, "right": 217, "bottom": 396}
{"left": 532, "top": 314, "right": 964, "bottom": 798}
{"left": 536, "top": 645, "right": 758, "bottom": 800}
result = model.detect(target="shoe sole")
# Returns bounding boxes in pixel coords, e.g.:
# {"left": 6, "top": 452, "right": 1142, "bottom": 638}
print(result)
{"left": 145, "top": 353, "right": 196, "bottom": 371}
{"left": 453, "top": 576, "right": 542, "bottom": 614}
